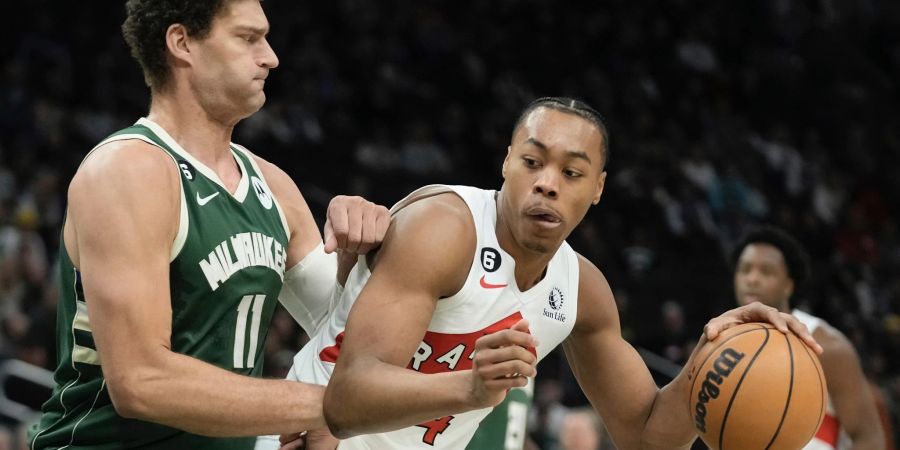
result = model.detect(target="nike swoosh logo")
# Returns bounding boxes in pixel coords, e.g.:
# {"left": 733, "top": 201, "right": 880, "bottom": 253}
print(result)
{"left": 196, "top": 192, "right": 220, "bottom": 206}
{"left": 479, "top": 275, "right": 508, "bottom": 289}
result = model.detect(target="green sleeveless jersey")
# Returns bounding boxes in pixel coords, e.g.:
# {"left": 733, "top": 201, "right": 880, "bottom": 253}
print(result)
{"left": 466, "top": 385, "right": 533, "bottom": 450}
{"left": 30, "top": 118, "right": 290, "bottom": 449}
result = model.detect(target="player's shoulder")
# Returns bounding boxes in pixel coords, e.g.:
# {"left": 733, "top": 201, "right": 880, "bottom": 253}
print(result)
{"left": 67, "top": 138, "right": 181, "bottom": 236}
{"left": 572, "top": 253, "right": 618, "bottom": 332}
{"left": 382, "top": 192, "right": 475, "bottom": 263}
{"left": 394, "top": 191, "right": 473, "bottom": 233}
{"left": 371, "top": 192, "right": 475, "bottom": 296}
{"left": 575, "top": 253, "right": 612, "bottom": 296}
{"left": 812, "top": 320, "right": 858, "bottom": 360}
{"left": 71, "top": 138, "right": 178, "bottom": 196}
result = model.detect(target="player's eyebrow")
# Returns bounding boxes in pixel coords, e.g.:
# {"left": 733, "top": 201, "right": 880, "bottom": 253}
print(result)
{"left": 524, "top": 137, "right": 592, "bottom": 164}
{"left": 234, "top": 24, "right": 269, "bottom": 35}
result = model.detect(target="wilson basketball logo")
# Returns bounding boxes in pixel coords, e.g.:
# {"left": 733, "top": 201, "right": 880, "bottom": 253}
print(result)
{"left": 693, "top": 347, "right": 745, "bottom": 433}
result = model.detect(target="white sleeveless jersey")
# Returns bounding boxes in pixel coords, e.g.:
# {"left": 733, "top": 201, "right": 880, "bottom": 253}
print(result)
{"left": 257, "top": 185, "right": 580, "bottom": 450}
{"left": 792, "top": 309, "right": 849, "bottom": 450}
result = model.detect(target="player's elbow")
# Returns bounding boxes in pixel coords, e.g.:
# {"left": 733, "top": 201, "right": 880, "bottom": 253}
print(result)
{"left": 323, "top": 375, "right": 364, "bottom": 439}
{"left": 105, "top": 369, "right": 156, "bottom": 420}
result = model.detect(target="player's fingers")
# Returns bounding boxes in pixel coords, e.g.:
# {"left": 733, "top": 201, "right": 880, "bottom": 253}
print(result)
{"left": 784, "top": 315, "right": 823, "bottom": 354}
{"left": 357, "top": 209, "right": 390, "bottom": 255}
{"left": 323, "top": 218, "right": 337, "bottom": 254}
{"left": 358, "top": 204, "right": 378, "bottom": 254}
{"left": 278, "top": 440, "right": 305, "bottom": 450}
{"left": 344, "top": 200, "right": 363, "bottom": 254}
{"left": 511, "top": 319, "right": 531, "bottom": 333}
{"left": 482, "top": 376, "right": 530, "bottom": 391}
{"left": 703, "top": 316, "right": 740, "bottom": 341}
{"left": 278, "top": 432, "right": 304, "bottom": 447}
{"left": 474, "top": 345, "right": 537, "bottom": 367}
{"left": 375, "top": 207, "right": 391, "bottom": 243}
{"left": 474, "top": 328, "right": 537, "bottom": 350}
{"left": 327, "top": 198, "right": 350, "bottom": 251}
{"left": 737, "top": 302, "right": 789, "bottom": 333}
{"left": 476, "top": 359, "right": 537, "bottom": 380}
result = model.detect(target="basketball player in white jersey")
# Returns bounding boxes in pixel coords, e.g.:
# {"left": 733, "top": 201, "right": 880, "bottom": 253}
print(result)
{"left": 734, "top": 226, "right": 885, "bottom": 450}
{"left": 264, "top": 97, "right": 821, "bottom": 450}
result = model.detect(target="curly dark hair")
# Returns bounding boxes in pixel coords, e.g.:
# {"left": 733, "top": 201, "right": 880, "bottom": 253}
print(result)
{"left": 512, "top": 97, "right": 610, "bottom": 169}
{"left": 732, "top": 225, "right": 811, "bottom": 287}
{"left": 121, "top": 0, "right": 235, "bottom": 89}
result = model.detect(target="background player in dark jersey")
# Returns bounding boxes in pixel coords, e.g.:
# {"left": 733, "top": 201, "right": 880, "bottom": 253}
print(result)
{"left": 28, "top": 0, "right": 389, "bottom": 449}
{"left": 733, "top": 226, "right": 885, "bottom": 450}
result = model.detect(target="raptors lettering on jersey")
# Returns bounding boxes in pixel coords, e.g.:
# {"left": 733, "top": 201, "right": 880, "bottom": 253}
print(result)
{"left": 320, "top": 312, "right": 537, "bottom": 445}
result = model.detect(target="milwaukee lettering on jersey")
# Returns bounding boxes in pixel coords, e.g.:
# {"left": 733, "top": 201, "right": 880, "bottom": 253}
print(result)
{"left": 198, "top": 232, "right": 287, "bottom": 291}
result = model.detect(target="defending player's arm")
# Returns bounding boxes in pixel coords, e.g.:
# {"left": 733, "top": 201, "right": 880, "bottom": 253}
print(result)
{"left": 815, "top": 327, "right": 885, "bottom": 450}
{"left": 253, "top": 155, "right": 389, "bottom": 335}
{"left": 71, "top": 142, "right": 327, "bottom": 436}
{"left": 323, "top": 194, "right": 538, "bottom": 438}
{"left": 563, "top": 256, "right": 822, "bottom": 450}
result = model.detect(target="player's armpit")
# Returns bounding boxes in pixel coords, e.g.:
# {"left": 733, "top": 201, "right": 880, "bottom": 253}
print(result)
{"left": 563, "top": 255, "right": 696, "bottom": 450}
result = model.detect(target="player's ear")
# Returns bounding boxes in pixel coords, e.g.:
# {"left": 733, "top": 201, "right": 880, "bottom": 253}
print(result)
{"left": 502, "top": 146, "right": 511, "bottom": 179}
{"left": 166, "top": 23, "right": 192, "bottom": 66}
{"left": 592, "top": 170, "right": 606, "bottom": 205}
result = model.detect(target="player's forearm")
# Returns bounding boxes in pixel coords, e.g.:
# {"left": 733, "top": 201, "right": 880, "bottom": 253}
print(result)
{"left": 849, "top": 432, "right": 886, "bottom": 450}
{"left": 110, "top": 351, "right": 326, "bottom": 436}
{"left": 324, "top": 361, "right": 473, "bottom": 438}
{"left": 640, "top": 373, "right": 697, "bottom": 450}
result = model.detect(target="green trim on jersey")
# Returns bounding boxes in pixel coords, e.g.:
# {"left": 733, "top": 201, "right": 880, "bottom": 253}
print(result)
{"left": 30, "top": 122, "right": 289, "bottom": 450}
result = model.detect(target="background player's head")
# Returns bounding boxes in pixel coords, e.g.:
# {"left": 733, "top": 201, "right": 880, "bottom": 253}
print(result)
{"left": 122, "top": 0, "right": 278, "bottom": 121}
{"left": 732, "top": 226, "right": 811, "bottom": 312}
{"left": 559, "top": 407, "right": 609, "bottom": 450}
{"left": 499, "top": 97, "right": 609, "bottom": 255}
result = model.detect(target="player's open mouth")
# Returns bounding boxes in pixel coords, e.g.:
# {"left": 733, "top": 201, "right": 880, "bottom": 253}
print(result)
{"left": 525, "top": 207, "right": 562, "bottom": 228}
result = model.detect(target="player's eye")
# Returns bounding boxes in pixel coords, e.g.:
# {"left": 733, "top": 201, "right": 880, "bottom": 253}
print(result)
{"left": 522, "top": 157, "right": 540, "bottom": 168}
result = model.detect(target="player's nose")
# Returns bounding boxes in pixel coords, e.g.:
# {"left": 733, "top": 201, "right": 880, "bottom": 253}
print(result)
{"left": 260, "top": 38, "right": 279, "bottom": 69}
{"left": 533, "top": 171, "right": 559, "bottom": 199}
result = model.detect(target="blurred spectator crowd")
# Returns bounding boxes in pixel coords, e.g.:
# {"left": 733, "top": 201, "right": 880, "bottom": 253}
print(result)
{"left": 2, "top": 0, "right": 900, "bottom": 448}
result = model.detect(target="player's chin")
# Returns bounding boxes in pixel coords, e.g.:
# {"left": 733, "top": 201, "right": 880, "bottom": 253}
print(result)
{"left": 520, "top": 236, "right": 553, "bottom": 254}
{"left": 243, "top": 94, "right": 267, "bottom": 115}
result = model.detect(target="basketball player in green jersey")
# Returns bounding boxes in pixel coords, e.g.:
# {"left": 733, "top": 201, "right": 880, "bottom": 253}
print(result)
{"left": 28, "top": 0, "right": 389, "bottom": 448}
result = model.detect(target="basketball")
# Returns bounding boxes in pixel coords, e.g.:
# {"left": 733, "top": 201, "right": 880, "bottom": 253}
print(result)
{"left": 689, "top": 322, "right": 827, "bottom": 450}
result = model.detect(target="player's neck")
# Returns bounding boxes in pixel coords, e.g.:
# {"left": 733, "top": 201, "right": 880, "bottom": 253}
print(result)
{"left": 495, "top": 212, "right": 555, "bottom": 292}
{"left": 510, "top": 254, "right": 552, "bottom": 292}
{"left": 147, "top": 91, "right": 240, "bottom": 181}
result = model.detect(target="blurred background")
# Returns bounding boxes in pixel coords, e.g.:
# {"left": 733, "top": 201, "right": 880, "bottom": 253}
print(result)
{"left": 1, "top": 0, "right": 899, "bottom": 448}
